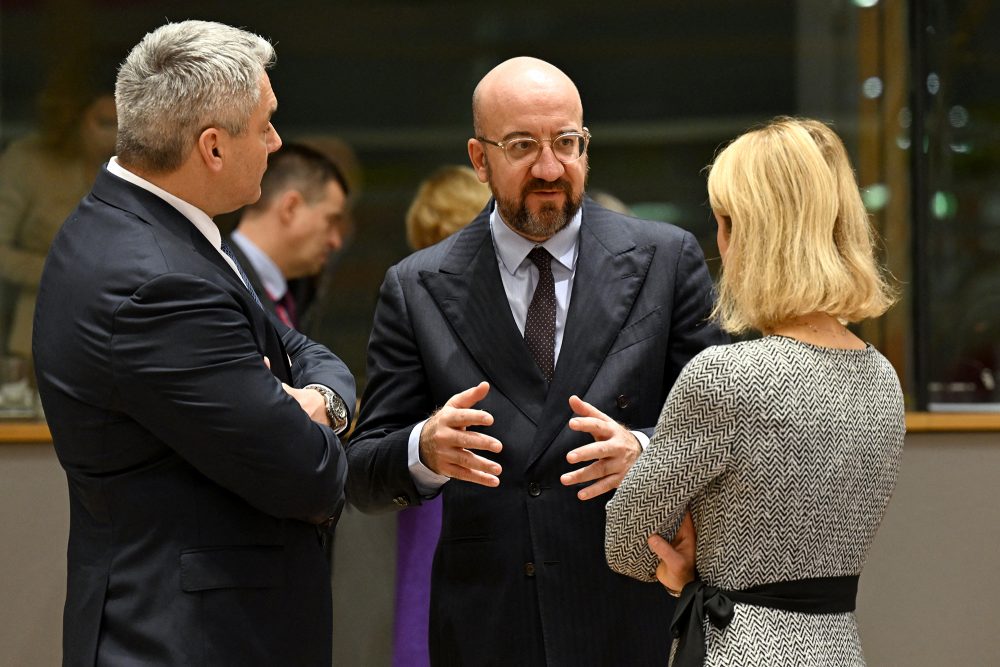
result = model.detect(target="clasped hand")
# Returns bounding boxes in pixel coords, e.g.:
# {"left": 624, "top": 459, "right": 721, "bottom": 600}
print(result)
{"left": 647, "top": 510, "right": 696, "bottom": 595}
{"left": 264, "top": 355, "right": 329, "bottom": 426}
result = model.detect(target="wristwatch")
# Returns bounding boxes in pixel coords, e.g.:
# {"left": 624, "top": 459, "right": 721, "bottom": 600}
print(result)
{"left": 304, "top": 384, "right": 349, "bottom": 435}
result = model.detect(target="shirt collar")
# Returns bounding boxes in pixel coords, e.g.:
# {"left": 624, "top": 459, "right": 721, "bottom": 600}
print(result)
{"left": 490, "top": 201, "right": 582, "bottom": 276}
{"left": 229, "top": 230, "right": 288, "bottom": 299}
{"left": 107, "top": 157, "right": 222, "bottom": 251}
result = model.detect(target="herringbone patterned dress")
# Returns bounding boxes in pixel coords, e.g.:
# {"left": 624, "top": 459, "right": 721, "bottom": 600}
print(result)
{"left": 606, "top": 336, "right": 905, "bottom": 666}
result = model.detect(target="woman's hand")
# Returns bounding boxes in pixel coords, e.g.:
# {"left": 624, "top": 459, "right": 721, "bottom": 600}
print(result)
{"left": 647, "top": 510, "right": 696, "bottom": 596}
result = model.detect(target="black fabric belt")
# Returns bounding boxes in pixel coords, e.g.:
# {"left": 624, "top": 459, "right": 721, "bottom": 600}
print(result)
{"left": 669, "top": 574, "right": 859, "bottom": 667}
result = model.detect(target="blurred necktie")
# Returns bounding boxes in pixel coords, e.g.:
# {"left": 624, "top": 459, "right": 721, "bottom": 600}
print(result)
{"left": 272, "top": 290, "right": 298, "bottom": 329}
{"left": 524, "top": 246, "right": 555, "bottom": 382}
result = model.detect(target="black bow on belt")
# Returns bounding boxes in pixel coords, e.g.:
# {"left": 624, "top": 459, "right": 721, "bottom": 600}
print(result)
{"left": 668, "top": 575, "right": 860, "bottom": 667}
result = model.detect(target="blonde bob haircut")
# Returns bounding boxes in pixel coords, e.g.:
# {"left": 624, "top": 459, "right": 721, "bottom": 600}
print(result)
{"left": 405, "top": 166, "right": 491, "bottom": 250}
{"left": 707, "top": 117, "right": 896, "bottom": 334}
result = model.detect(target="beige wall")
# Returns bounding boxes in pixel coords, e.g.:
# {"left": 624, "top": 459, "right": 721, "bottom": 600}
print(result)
{"left": 2, "top": 431, "right": 999, "bottom": 666}
{"left": 0, "top": 444, "right": 67, "bottom": 666}
{"left": 857, "top": 432, "right": 1000, "bottom": 665}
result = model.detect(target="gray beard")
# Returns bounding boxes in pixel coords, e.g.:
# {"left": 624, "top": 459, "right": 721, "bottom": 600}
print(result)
{"left": 495, "top": 194, "right": 581, "bottom": 239}
{"left": 487, "top": 169, "right": 584, "bottom": 240}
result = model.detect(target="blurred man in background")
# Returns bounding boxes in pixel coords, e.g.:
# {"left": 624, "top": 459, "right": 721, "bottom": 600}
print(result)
{"left": 229, "top": 142, "right": 350, "bottom": 329}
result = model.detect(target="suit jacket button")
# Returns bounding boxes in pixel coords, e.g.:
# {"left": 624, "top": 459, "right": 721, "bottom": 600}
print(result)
{"left": 393, "top": 495, "right": 410, "bottom": 507}
{"left": 528, "top": 482, "right": 541, "bottom": 497}
{"left": 616, "top": 394, "right": 631, "bottom": 409}
{"left": 524, "top": 562, "right": 536, "bottom": 577}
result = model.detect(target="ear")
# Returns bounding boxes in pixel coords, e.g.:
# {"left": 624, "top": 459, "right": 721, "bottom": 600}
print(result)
{"left": 468, "top": 138, "right": 489, "bottom": 183}
{"left": 197, "top": 128, "right": 224, "bottom": 173}
{"left": 277, "top": 189, "right": 304, "bottom": 224}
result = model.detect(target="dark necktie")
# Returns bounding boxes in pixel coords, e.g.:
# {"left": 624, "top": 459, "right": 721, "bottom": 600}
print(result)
{"left": 220, "top": 241, "right": 264, "bottom": 310}
{"left": 524, "top": 246, "right": 556, "bottom": 382}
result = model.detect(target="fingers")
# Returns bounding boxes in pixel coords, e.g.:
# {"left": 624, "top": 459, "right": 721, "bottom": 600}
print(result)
{"left": 435, "top": 450, "right": 502, "bottom": 487}
{"left": 672, "top": 511, "right": 696, "bottom": 550}
{"left": 648, "top": 525, "right": 696, "bottom": 593}
{"left": 420, "top": 382, "right": 503, "bottom": 488}
{"left": 565, "top": 440, "right": 613, "bottom": 466}
{"left": 647, "top": 533, "right": 684, "bottom": 570}
{"left": 568, "top": 394, "right": 611, "bottom": 421}
{"left": 445, "top": 381, "right": 491, "bottom": 409}
{"left": 560, "top": 463, "right": 622, "bottom": 500}
{"left": 436, "top": 383, "right": 495, "bottom": 434}
{"left": 567, "top": 415, "right": 616, "bottom": 441}
{"left": 263, "top": 355, "right": 271, "bottom": 370}
{"left": 560, "top": 408, "right": 640, "bottom": 500}
{"left": 560, "top": 454, "right": 609, "bottom": 486}
{"left": 436, "top": 426, "right": 503, "bottom": 455}
{"left": 567, "top": 396, "right": 617, "bottom": 441}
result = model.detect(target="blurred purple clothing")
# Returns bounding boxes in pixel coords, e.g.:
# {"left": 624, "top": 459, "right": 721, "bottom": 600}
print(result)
{"left": 393, "top": 495, "right": 442, "bottom": 667}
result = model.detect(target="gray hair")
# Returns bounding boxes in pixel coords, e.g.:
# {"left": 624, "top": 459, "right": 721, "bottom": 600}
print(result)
{"left": 115, "top": 20, "right": 275, "bottom": 173}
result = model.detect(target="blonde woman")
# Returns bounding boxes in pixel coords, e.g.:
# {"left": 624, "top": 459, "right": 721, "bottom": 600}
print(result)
{"left": 605, "top": 117, "right": 904, "bottom": 666}
{"left": 404, "top": 165, "right": 490, "bottom": 250}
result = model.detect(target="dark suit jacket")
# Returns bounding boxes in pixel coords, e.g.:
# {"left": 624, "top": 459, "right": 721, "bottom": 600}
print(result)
{"left": 347, "top": 199, "right": 727, "bottom": 666}
{"left": 33, "top": 166, "right": 355, "bottom": 666}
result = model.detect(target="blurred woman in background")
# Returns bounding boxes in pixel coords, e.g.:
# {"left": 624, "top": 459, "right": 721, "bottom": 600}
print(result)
{"left": 0, "top": 67, "right": 116, "bottom": 360}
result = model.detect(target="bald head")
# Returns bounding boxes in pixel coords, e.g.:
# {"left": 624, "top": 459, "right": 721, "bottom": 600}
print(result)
{"left": 467, "top": 57, "right": 589, "bottom": 242}
{"left": 472, "top": 57, "right": 583, "bottom": 138}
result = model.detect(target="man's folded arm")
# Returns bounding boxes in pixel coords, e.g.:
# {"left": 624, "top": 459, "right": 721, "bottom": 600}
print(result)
{"left": 111, "top": 273, "right": 348, "bottom": 525}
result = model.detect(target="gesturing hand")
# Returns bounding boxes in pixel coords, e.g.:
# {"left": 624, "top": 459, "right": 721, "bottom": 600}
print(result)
{"left": 559, "top": 395, "right": 641, "bottom": 500}
{"left": 420, "top": 381, "right": 503, "bottom": 487}
{"left": 647, "top": 510, "right": 697, "bottom": 596}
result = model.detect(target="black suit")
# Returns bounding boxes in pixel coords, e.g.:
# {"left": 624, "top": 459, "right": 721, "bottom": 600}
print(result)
{"left": 347, "top": 199, "right": 726, "bottom": 666}
{"left": 34, "top": 166, "right": 354, "bottom": 666}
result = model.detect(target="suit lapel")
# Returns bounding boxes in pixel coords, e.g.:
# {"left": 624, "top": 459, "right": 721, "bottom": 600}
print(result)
{"left": 528, "top": 200, "right": 655, "bottom": 468}
{"left": 92, "top": 167, "right": 292, "bottom": 383}
{"left": 225, "top": 236, "right": 280, "bottom": 319}
{"left": 421, "top": 210, "right": 547, "bottom": 425}
{"left": 93, "top": 168, "right": 251, "bottom": 299}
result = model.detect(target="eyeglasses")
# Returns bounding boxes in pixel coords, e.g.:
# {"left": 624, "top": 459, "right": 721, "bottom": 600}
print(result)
{"left": 476, "top": 128, "right": 591, "bottom": 167}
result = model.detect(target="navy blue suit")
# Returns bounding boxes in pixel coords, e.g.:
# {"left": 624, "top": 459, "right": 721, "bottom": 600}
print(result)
{"left": 347, "top": 199, "right": 726, "bottom": 666}
{"left": 34, "top": 166, "right": 354, "bottom": 666}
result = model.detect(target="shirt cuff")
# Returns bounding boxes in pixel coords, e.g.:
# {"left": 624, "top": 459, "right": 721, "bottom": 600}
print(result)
{"left": 408, "top": 419, "right": 450, "bottom": 496}
{"left": 632, "top": 430, "right": 650, "bottom": 451}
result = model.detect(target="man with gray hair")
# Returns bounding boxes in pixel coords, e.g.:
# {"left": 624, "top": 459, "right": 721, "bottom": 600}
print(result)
{"left": 33, "top": 20, "right": 354, "bottom": 665}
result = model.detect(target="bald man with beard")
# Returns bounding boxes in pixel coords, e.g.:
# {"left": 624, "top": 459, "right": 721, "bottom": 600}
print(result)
{"left": 346, "top": 57, "right": 726, "bottom": 666}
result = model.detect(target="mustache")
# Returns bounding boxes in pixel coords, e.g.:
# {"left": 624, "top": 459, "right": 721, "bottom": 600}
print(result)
{"left": 523, "top": 178, "right": 571, "bottom": 195}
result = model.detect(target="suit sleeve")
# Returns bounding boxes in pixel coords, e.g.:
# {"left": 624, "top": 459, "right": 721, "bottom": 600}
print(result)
{"left": 659, "top": 231, "right": 728, "bottom": 412}
{"left": 345, "top": 264, "right": 432, "bottom": 513}
{"left": 111, "top": 272, "right": 348, "bottom": 525}
{"left": 277, "top": 317, "right": 357, "bottom": 422}
{"left": 605, "top": 350, "right": 735, "bottom": 582}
